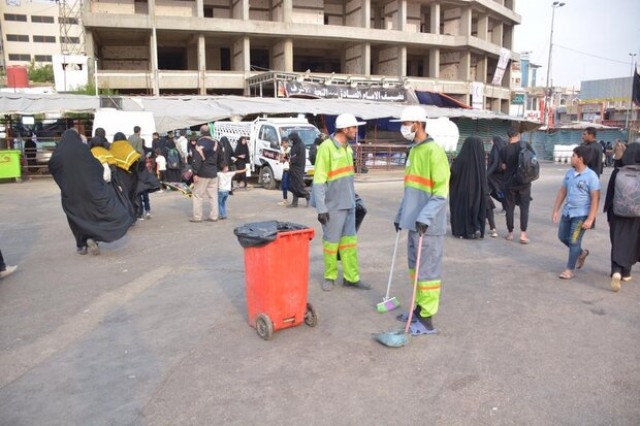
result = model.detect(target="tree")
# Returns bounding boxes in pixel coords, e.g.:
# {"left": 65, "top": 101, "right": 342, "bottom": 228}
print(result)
{"left": 27, "top": 61, "right": 54, "bottom": 83}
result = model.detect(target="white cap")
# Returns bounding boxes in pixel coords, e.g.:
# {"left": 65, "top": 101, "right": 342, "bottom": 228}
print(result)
{"left": 391, "top": 105, "right": 427, "bottom": 122}
{"left": 335, "top": 113, "right": 366, "bottom": 129}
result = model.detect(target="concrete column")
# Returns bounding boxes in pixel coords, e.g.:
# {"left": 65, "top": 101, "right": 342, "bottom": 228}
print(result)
{"left": 429, "top": 47, "right": 439, "bottom": 78}
{"left": 283, "top": 0, "right": 292, "bottom": 23}
{"left": 458, "top": 50, "right": 470, "bottom": 81}
{"left": 397, "top": 0, "right": 406, "bottom": 31}
{"left": 477, "top": 14, "right": 488, "bottom": 41}
{"left": 85, "top": 30, "right": 94, "bottom": 59}
{"left": 198, "top": 34, "right": 206, "bottom": 95}
{"left": 476, "top": 55, "right": 487, "bottom": 83}
{"left": 377, "top": 45, "right": 405, "bottom": 76}
{"left": 430, "top": 3, "right": 440, "bottom": 34}
{"left": 271, "top": 38, "right": 293, "bottom": 72}
{"left": 346, "top": 0, "right": 368, "bottom": 28}
{"left": 491, "top": 22, "right": 503, "bottom": 47}
{"left": 232, "top": 0, "right": 249, "bottom": 19}
{"left": 150, "top": 28, "right": 159, "bottom": 95}
{"left": 148, "top": 0, "right": 155, "bottom": 17}
{"left": 345, "top": 43, "right": 370, "bottom": 75}
{"left": 233, "top": 36, "right": 250, "bottom": 72}
{"left": 195, "top": 0, "right": 203, "bottom": 18}
{"left": 460, "top": 6, "right": 472, "bottom": 36}
{"left": 363, "top": 0, "right": 371, "bottom": 28}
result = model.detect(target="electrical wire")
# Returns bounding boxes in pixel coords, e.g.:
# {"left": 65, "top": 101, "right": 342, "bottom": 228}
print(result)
{"left": 554, "top": 44, "right": 631, "bottom": 65}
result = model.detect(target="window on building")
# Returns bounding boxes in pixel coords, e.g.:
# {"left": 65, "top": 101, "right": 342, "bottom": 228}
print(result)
{"left": 6, "top": 34, "right": 29, "bottom": 42}
{"left": 8, "top": 54, "right": 31, "bottom": 61}
{"left": 204, "top": 7, "right": 214, "bottom": 17}
{"left": 58, "top": 17, "right": 79, "bottom": 25}
{"left": 33, "top": 35, "right": 56, "bottom": 43}
{"left": 31, "top": 15, "right": 55, "bottom": 23}
{"left": 34, "top": 55, "right": 53, "bottom": 62}
{"left": 4, "top": 14, "right": 27, "bottom": 22}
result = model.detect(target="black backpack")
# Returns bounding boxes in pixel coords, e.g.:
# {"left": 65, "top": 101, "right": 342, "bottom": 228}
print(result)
{"left": 167, "top": 148, "right": 181, "bottom": 169}
{"left": 515, "top": 141, "right": 540, "bottom": 185}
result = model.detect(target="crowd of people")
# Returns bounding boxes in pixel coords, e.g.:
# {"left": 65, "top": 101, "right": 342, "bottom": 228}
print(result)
{"left": 2, "top": 114, "right": 638, "bottom": 338}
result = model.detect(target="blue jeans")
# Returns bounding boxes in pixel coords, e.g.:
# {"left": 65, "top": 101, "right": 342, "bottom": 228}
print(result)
{"left": 558, "top": 215, "right": 587, "bottom": 270}
{"left": 281, "top": 171, "right": 290, "bottom": 200}
{"left": 139, "top": 191, "right": 150, "bottom": 215}
{"left": 218, "top": 191, "right": 229, "bottom": 219}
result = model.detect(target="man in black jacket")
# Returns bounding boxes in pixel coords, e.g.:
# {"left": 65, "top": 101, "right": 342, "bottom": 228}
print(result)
{"left": 581, "top": 127, "right": 603, "bottom": 177}
{"left": 190, "top": 125, "right": 227, "bottom": 222}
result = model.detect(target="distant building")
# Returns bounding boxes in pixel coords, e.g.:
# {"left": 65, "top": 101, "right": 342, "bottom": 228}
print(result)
{"left": 579, "top": 76, "right": 637, "bottom": 131}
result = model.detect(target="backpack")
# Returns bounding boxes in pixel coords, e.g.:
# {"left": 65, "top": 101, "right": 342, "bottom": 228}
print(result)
{"left": 515, "top": 141, "right": 540, "bottom": 185}
{"left": 167, "top": 148, "right": 181, "bottom": 169}
{"left": 612, "top": 165, "right": 640, "bottom": 217}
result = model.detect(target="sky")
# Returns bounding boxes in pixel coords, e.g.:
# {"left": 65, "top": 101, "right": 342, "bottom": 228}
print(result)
{"left": 513, "top": 0, "right": 640, "bottom": 89}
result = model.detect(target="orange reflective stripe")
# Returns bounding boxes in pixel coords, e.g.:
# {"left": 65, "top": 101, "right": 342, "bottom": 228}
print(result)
{"left": 405, "top": 174, "right": 434, "bottom": 189}
{"left": 418, "top": 284, "right": 441, "bottom": 291}
{"left": 328, "top": 165, "right": 354, "bottom": 179}
{"left": 323, "top": 247, "right": 338, "bottom": 255}
{"left": 338, "top": 243, "right": 357, "bottom": 251}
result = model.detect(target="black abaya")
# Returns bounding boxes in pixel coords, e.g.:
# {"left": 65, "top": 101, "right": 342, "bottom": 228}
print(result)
{"left": 48, "top": 130, "right": 135, "bottom": 248}
{"left": 604, "top": 143, "right": 640, "bottom": 274}
{"left": 449, "top": 136, "right": 488, "bottom": 239}
{"left": 288, "top": 133, "right": 308, "bottom": 200}
{"left": 487, "top": 136, "right": 507, "bottom": 206}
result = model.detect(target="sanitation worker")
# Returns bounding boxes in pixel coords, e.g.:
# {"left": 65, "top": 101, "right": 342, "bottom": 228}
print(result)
{"left": 311, "top": 113, "right": 370, "bottom": 292}
{"left": 393, "top": 105, "right": 450, "bottom": 335}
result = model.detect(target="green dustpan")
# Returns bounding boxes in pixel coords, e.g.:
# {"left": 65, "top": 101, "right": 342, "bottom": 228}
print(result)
{"left": 373, "top": 329, "right": 409, "bottom": 348}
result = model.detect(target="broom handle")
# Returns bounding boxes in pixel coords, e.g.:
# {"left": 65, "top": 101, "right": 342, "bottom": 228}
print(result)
{"left": 405, "top": 232, "right": 424, "bottom": 334}
{"left": 384, "top": 231, "right": 401, "bottom": 300}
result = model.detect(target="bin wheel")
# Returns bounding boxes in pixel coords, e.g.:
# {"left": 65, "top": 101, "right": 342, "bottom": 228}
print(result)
{"left": 304, "top": 303, "right": 318, "bottom": 327}
{"left": 256, "top": 313, "right": 274, "bottom": 340}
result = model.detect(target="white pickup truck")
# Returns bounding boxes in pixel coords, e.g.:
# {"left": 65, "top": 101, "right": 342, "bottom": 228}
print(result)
{"left": 212, "top": 117, "right": 320, "bottom": 189}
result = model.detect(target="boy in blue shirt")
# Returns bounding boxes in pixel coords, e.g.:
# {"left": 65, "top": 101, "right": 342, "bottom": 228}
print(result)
{"left": 552, "top": 145, "right": 601, "bottom": 280}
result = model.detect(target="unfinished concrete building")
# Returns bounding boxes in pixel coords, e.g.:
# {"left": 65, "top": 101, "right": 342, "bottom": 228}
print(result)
{"left": 82, "top": 0, "right": 520, "bottom": 112}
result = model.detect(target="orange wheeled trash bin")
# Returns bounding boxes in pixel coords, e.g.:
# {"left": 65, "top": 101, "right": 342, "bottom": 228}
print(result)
{"left": 234, "top": 221, "right": 317, "bottom": 340}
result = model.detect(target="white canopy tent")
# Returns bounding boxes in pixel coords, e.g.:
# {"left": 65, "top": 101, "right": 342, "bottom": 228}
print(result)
{"left": 0, "top": 94, "right": 541, "bottom": 134}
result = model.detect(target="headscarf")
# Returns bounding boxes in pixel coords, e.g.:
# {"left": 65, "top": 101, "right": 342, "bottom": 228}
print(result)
{"left": 113, "top": 132, "right": 127, "bottom": 143}
{"left": 89, "top": 127, "right": 110, "bottom": 149}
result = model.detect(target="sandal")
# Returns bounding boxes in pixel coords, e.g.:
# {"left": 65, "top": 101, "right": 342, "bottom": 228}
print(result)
{"left": 576, "top": 249, "right": 589, "bottom": 269}
{"left": 558, "top": 270, "right": 575, "bottom": 280}
{"left": 409, "top": 321, "right": 439, "bottom": 336}
{"left": 505, "top": 233, "right": 514, "bottom": 241}
{"left": 396, "top": 311, "right": 419, "bottom": 323}
{"left": 519, "top": 237, "right": 530, "bottom": 245}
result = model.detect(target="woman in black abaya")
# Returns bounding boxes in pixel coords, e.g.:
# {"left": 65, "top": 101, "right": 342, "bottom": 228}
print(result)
{"left": 449, "top": 136, "right": 488, "bottom": 239}
{"left": 48, "top": 129, "right": 135, "bottom": 255}
{"left": 287, "top": 132, "right": 310, "bottom": 207}
{"left": 603, "top": 142, "right": 640, "bottom": 291}
{"left": 487, "top": 136, "right": 507, "bottom": 212}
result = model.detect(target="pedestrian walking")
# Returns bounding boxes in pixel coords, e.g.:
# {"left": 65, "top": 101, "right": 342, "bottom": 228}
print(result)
{"left": 552, "top": 145, "right": 600, "bottom": 280}
{"left": 311, "top": 113, "right": 370, "bottom": 291}
{"left": 287, "top": 132, "right": 309, "bottom": 207}
{"left": 500, "top": 128, "right": 532, "bottom": 244}
{"left": 190, "top": 125, "right": 226, "bottom": 223}
{"left": 392, "top": 105, "right": 450, "bottom": 335}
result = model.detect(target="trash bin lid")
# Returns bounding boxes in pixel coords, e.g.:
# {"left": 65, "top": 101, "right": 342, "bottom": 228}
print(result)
{"left": 233, "top": 220, "right": 308, "bottom": 248}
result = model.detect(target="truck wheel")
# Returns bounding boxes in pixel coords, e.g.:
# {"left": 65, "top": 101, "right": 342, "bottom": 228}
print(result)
{"left": 260, "top": 165, "right": 276, "bottom": 190}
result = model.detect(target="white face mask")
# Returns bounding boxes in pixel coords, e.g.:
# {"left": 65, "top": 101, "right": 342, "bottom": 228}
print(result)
{"left": 400, "top": 124, "right": 416, "bottom": 141}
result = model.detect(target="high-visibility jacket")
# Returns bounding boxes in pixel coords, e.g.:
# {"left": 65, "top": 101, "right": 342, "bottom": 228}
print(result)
{"left": 90, "top": 146, "right": 117, "bottom": 166}
{"left": 110, "top": 140, "right": 141, "bottom": 171}
{"left": 395, "top": 137, "right": 450, "bottom": 235}
{"left": 311, "top": 137, "right": 356, "bottom": 213}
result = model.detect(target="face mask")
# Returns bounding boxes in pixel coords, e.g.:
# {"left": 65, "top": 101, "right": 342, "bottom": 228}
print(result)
{"left": 400, "top": 124, "right": 416, "bottom": 141}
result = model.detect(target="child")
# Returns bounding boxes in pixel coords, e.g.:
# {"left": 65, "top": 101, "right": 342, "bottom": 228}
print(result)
{"left": 552, "top": 145, "right": 600, "bottom": 280}
{"left": 218, "top": 169, "right": 237, "bottom": 220}
{"left": 155, "top": 148, "right": 167, "bottom": 183}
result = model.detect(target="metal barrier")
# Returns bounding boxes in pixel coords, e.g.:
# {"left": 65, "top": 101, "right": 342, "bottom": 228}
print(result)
{"left": 354, "top": 144, "right": 408, "bottom": 172}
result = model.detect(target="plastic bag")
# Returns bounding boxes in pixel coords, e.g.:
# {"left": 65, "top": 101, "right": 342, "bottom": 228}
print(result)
{"left": 234, "top": 220, "right": 308, "bottom": 248}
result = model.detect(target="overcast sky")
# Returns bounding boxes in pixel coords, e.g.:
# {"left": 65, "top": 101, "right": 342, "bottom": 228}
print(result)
{"left": 513, "top": 0, "right": 640, "bottom": 88}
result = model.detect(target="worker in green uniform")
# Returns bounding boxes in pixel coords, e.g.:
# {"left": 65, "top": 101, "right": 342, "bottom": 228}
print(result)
{"left": 311, "top": 113, "right": 370, "bottom": 292}
{"left": 393, "top": 106, "right": 450, "bottom": 335}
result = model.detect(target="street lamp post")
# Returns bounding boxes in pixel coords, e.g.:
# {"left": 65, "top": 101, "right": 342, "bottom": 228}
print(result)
{"left": 543, "top": 1, "right": 565, "bottom": 127}
{"left": 625, "top": 53, "right": 637, "bottom": 137}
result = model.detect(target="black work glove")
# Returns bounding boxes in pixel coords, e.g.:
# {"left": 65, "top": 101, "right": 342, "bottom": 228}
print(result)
{"left": 394, "top": 222, "right": 401, "bottom": 232}
{"left": 415, "top": 221, "right": 428, "bottom": 236}
{"left": 318, "top": 213, "right": 330, "bottom": 225}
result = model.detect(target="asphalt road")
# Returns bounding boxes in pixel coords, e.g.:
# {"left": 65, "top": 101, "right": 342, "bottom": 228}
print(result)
{"left": 0, "top": 163, "right": 638, "bottom": 426}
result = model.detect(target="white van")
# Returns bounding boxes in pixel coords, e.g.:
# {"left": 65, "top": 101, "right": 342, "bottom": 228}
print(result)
{"left": 92, "top": 109, "right": 156, "bottom": 148}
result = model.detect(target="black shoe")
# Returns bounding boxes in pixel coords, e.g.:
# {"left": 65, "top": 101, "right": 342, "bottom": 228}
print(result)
{"left": 87, "top": 238, "right": 100, "bottom": 256}
{"left": 418, "top": 315, "right": 435, "bottom": 331}
{"left": 342, "top": 279, "right": 371, "bottom": 290}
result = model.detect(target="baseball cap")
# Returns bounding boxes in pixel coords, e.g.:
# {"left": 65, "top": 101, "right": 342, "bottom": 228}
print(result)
{"left": 335, "top": 113, "right": 366, "bottom": 129}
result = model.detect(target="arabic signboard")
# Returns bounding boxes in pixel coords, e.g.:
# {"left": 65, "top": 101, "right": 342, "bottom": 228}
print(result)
{"left": 279, "top": 81, "right": 407, "bottom": 102}
{"left": 511, "top": 93, "right": 525, "bottom": 105}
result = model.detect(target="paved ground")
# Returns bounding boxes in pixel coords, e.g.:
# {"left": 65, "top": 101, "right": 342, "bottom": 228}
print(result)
{"left": 0, "top": 163, "right": 638, "bottom": 426}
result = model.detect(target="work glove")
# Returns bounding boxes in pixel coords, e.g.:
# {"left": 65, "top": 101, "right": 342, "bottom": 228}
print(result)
{"left": 415, "top": 221, "right": 428, "bottom": 236}
{"left": 102, "top": 163, "right": 112, "bottom": 183}
{"left": 317, "top": 212, "right": 330, "bottom": 225}
{"left": 394, "top": 222, "right": 401, "bottom": 232}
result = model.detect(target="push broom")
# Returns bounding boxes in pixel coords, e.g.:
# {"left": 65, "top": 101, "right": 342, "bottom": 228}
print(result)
{"left": 373, "top": 232, "right": 424, "bottom": 348}
{"left": 376, "top": 231, "right": 401, "bottom": 313}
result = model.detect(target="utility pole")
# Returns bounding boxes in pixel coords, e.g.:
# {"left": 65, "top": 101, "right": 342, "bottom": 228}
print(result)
{"left": 543, "top": 1, "right": 565, "bottom": 128}
{"left": 625, "top": 53, "right": 637, "bottom": 140}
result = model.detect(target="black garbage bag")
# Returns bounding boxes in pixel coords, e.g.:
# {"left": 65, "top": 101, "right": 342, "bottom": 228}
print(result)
{"left": 234, "top": 220, "right": 308, "bottom": 248}
{"left": 355, "top": 194, "right": 367, "bottom": 232}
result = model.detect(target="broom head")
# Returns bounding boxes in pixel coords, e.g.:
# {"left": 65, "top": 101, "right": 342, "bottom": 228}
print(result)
{"left": 376, "top": 296, "right": 400, "bottom": 313}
